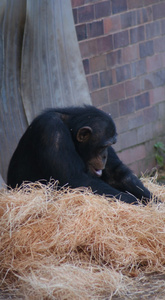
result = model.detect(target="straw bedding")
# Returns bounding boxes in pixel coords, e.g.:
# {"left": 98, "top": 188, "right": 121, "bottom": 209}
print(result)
{"left": 0, "top": 178, "right": 165, "bottom": 299}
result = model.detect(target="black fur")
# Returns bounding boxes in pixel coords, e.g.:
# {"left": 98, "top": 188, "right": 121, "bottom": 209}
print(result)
{"left": 7, "top": 106, "right": 151, "bottom": 204}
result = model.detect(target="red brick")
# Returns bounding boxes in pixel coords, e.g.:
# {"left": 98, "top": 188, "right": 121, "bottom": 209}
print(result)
{"left": 141, "top": 73, "right": 154, "bottom": 90}
{"left": 100, "top": 70, "right": 113, "bottom": 87}
{"left": 154, "top": 35, "right": 165, "bottom": 53}
{"left": 117, "top": 148, "right": 130, "bottom": 165}
{"left": 153, "top": 3, "right": 165, "bottom": 20}
{"left": 125, "top": 78, "right": 141, "bottom": 97}
{"left": 146, "top": 54, "right": 162, "bottom": 73}
{"left": 143, "top": 0, "right": 159, "bottom": 5}
{"left": 146, "top": 21, "right": 161, "bottom": 40}
{"left": 114, "top": 30, "right": 129, "bottom": 49}
{"left": 76, "top": 24, "right": 87, "bottom": 41}
{"left": 127, "top": 0, "right": 143, "bottom": 9}
{"left": 156, "top": 72, "right": 165, "bottom": 90}
{"left": 129, "top": 111, "right": 145, "bottom": 130}
{"left": 71, "top": 0, "right": 85, "bottom": 8}
{"left": 158, "top": 102, "right": 165, "bottom": 120}
{"left": 78, "top": 5, "right": 94, "bottom": 23}
{"left": 95, "top": 1, "right": 111, "bottom": 19}
{"left": 79, "top": 39, "right": 97, "bottom": 58}
{"left": 111, "top": 0, "right": 127, "bottom": 14}
{"left": 84, "top": 0, "right": 100, "bottom": 3}
{"left": 86, "top": 74, "right": 99, "bottom": 91}
{"left": 115, "top": 116, "right": 129, "bottom": 134}
{"left": 82, "top": 59, "right": 89, "bottom": 74}
{"left": 90, "top": 55, "right": 106, "bottom": 73}
{"left": 139, "top": 40, "right": 154, "bottom": 58}
{"left": 149, "top": 86, "right": 165, "bottom": 105}
{"left": 153, "top": 120, "right": 165, "bottom": 137}
{"left": 144, "top": 140, "right": 155, "bottom": 157}
{"left": 119, "top": 129, "right": 138, "bottom": 149}
{"left": 119, "top": 97, "right": 135, "bottom": 116}
{"left": 130, "top": 26, "right": 145, "bottom": 44}
{"left": 137, "top": 7, "right": 152, "bottom": 25}
{"left": 97, "top": 35, "right": 113, "bottom": 54}
{"left": 121, "top": 11, "right": 137, "bottom": 29}
{"left": 103, "top": 15, "right": 121, "bottom": 34}
{"left": 107, "top": 49, "right": 122, "bottom": 67}
{"left": 131, "top": 145, "right": 146, "bottom": 162}
{"left": 101, "top": 102, "right": 119, "bottom": 118}
{"left": 116, "top": 64, "right": 131, "bottom": 83}
{"left": 161, "top": 19, "right": 165, "bottom": 35}
{"left": 130, "top": 158, "right": 154, "bottom": 176}
{"left": 143, "top": 106, "right": 158, "bottom": 122}
{"left": 131, "top": 59, "right": 146, "bottom": 78}
{"left": 135, "top": 92, "right": 150, "bottom": 110}
{"left": 118, "top": 145, "right": 146, "bottom": 165}
{"left": 138, "top": 157, "right": 155, "bottom": 176}
{"left": 146, "top": 72, "right": 165, "bottom": 91}
{"left": 112, "top": 69, "right": 117, "bottom": 84}
{"left": 91, "top": 88, "right": 109, "bottom": 107}
{"left": 87, "top": 21, "right": 104, "bottom": 38}
{"left": 161, "top": 52, "right": 165, "bottom": 67}
{"left": 122, "top": 44, "right": 139, "bottom": 64}
{"left": 109, "top": 83, "right": 125, "bottom": 101}
{"left": 137, "top": 123, "right": 153, "bottom": 144}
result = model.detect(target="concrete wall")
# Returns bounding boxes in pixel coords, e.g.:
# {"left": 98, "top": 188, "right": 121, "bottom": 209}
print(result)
{"left": 71, "top": 0, "right": 165, "bottom": 175}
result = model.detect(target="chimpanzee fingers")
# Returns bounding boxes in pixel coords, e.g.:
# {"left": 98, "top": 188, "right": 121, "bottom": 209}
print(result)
{"left": 113, "top": 192, "right": 139, "bottom": 205}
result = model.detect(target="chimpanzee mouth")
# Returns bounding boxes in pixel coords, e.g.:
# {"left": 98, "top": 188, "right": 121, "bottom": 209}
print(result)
{"left": 88, "top": 165, "right": 103, "bottom": 177}
{"left": 94, "top": 169, "right": 102, "bottom": 177}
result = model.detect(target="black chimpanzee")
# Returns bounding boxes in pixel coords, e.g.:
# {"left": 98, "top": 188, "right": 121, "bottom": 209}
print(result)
{"left": 7, "top": 105, "right": 152, "bottom": 204}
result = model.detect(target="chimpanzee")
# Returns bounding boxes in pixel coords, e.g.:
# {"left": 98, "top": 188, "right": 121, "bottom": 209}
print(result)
{"left": 7, "top": 105, "right": 152, "bottom": 204}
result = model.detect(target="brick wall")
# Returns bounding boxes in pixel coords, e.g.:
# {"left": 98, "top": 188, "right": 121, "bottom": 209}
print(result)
{"left": 71, "top": 0, "right": 165, "bottom": 175}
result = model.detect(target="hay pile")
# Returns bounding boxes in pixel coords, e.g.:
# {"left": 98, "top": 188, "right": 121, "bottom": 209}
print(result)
{"left": 0, "top": 179, "right": 165, "bottom": 299}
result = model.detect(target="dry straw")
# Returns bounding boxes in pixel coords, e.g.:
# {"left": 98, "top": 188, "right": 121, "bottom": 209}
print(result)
{"left": 0, "top": 178, "right": 165, "bottom": 299}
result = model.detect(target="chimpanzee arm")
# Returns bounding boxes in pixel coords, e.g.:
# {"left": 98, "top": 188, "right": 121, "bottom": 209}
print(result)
{"left": 102, "top": 146, "right": 151, "bottom": 203}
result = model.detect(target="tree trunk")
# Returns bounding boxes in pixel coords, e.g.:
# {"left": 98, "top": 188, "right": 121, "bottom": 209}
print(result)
{"left": 0, "top": 0, "right": 91, "bottom": 183}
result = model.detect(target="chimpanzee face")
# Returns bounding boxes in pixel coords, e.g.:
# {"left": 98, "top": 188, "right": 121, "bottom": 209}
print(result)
{"left": 87, "top": 133, "right": 117, "bottom": 177}
{"left": 76, "top": 119, "right": 117, "bottom": 177}
{"left": 87, "top": 146, "right": 108, "bottom": 177}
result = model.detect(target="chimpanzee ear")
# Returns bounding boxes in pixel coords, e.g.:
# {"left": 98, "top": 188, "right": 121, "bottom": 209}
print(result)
{"left": 77, "top": 126, "right": 93, "bottom": 142}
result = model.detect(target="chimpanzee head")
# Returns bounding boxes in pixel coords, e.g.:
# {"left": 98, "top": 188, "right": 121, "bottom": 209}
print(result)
{"left": 75, "top": 107, "right": 117, "bottom": 177}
